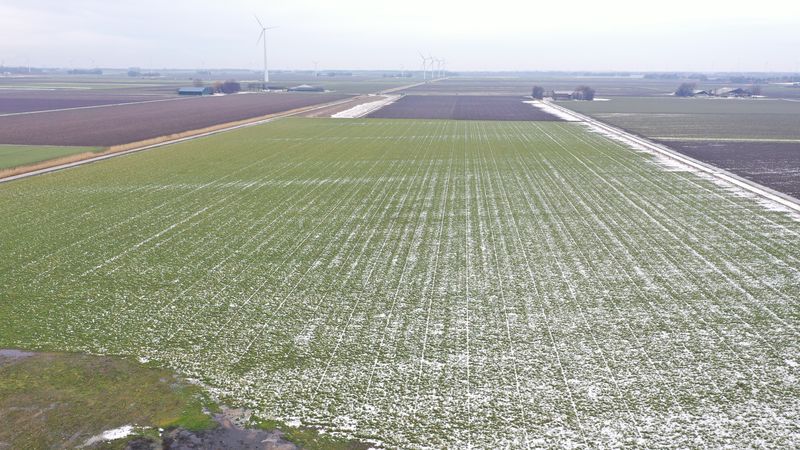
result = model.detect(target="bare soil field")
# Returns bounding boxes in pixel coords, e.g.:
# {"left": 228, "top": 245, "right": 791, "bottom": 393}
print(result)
{"left": 402, "top": 77, "right": 800, "bottom": 99}
{"left": 367, "top": 94, "right": 561, "bottom": 121}
{"left": 665, "top": 140, "right": 800, "bottom": 198}
{"left": 0, "top": 92, "right": 351, "bottom": 147}
{"left": 402, "top": 77, "right": 695, "bottom": 97}
{"left": 0, "top": 89, "right": 177, "bottom": 114}
{"left": 560, "top": 97, "right": 800, "bottom": 198}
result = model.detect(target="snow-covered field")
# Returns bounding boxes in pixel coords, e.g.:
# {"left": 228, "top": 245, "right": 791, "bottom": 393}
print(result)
{"left": 1, "top": 118, "right": 798, "bottom": 448}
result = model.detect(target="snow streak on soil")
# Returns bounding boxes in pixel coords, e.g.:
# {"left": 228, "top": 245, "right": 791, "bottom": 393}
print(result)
{"left": 525, "top": 100, "right": 582, "bottom": 121}
{"left": 332, "top": 96, "right": 400, "bottom": 118}
{"left": 1, "top": 118, "right": 799, "bottom": 449}
{"left": 80, "top": 425, "right": 136, "bottom": 447}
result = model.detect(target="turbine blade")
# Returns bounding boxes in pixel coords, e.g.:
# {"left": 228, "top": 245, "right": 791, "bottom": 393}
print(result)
{"left": 254, "top": 14, "right": 265, "bottom": 29}
{"left": 256, "top": 29, "right": 264, "bottom": 45}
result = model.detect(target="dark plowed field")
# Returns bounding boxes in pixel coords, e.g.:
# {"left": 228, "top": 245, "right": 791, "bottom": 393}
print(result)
{"left": 0, "top": 93, "right": 350, "bottom": 147}
{"left": 666, "top": 140, "right": 800, "bottom": 199}
{"left": 368, "top": 95, "right": 561, "bottom": 121}
{"left": 0, "top": 90, "right": 175, "bottom": 114}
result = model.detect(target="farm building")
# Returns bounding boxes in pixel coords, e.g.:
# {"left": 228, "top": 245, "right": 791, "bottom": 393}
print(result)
{"left": 178, "top": 87, "right": 214, "bottom": 96}
{"left": 551, "top": 90, "right": 574, "bottom": 100}
{"left": 713, "top": 87, "right": 750, "bottom": 97}
{"left": 692, "top": 89, "right": 711, "bottom": 97}
{"left": 288, "top": 84, "right": 325, "bottom": 92}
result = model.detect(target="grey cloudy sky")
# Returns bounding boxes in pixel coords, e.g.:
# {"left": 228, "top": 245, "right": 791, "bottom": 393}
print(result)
{"left": 2, "top": 0, "right": 799, "bottom": 72}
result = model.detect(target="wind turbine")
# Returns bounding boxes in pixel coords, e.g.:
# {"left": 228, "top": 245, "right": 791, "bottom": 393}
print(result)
{"left": 254, "top": 15, "right": 277, "bottom": 85}
{"left": 312, "top": 60, "right": 319, "bottom": 77}
{"left": 428, "top": 54, "right": 436, "bottom": 79}
{"left": 418, "top": 52, "right": 428, "bottom": 81}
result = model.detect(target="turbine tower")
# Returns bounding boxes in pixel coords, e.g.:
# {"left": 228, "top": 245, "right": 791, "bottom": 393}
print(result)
{"left": 254, "top": 15, "right": 276, "bottom": 84}
{"left": 418, "top": 52, "right": 428, "bottom": 81}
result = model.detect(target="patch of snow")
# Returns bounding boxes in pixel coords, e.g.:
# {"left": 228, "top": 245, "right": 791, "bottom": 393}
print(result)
{"left": 80, "top": 425, "right": 136, "bottom": 447}
{"left": 523, "top": 100, "right": 581, "bottom": 121}
{"left": 285, "top": 418, "right": 302, "bottom": 427}
{"left": 332, "top": 95, "right": 400, "bottom": 119}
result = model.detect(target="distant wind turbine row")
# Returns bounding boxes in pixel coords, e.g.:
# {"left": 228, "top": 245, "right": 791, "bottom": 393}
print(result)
{"left": 418, "top": 52, "right": 446, "bottom": 81}
{"left": 254, "top": 13, "right": 445, "bottom": 86}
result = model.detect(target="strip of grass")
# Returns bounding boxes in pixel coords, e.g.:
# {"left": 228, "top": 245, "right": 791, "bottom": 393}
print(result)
{"left": 0, "top": 144, "right": 102, "bottom": 170}
{"left": 0, "top": 351, "right": 217, "bottom": 449}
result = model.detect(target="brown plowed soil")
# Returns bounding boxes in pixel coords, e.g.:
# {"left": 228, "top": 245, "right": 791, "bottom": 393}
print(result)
{"left": 0, "top": 90, "right": 176, "bottom": 114}
{"left": 664, "top": 140, "right": 800, "bottom": 199}
{"left": 0, "top": 93, "right": 351, "bottom": 147}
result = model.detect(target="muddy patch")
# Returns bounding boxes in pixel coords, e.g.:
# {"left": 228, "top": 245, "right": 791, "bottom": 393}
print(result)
{"left": 0, "top": 348, "right": 35, "bottom": 366}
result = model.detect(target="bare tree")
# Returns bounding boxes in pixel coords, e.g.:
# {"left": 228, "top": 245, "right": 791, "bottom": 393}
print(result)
{"left": 675, "top": 82, "right": 696, "bottom": 97}
{"left": 573, "top": 85, "right": 596, "bottom": 101}
{"left": 220, "top": 80, "right": 241, "bottom": 94}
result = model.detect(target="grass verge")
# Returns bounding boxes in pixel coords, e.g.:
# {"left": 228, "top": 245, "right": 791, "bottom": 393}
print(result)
{"left": 0, "top": 144, "right": 102, "bottom": 170}
{"left": 0, "top": 351, "right": 217, "bottom": 449}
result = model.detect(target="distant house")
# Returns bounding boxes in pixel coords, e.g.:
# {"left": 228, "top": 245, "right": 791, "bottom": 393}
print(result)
{"left": 287, "top": 84, "right": 325, "bottom": 92}
{"left": 692, "top": 89, "right": 711, "bottom": 97}
{"left": 178, "top": 87, "right": 214, "bottom": 96}
{"left": 713, "top": 87, "right": 749, "bottom": 97}
{"left": 551, "top": 90, "right": 574, "bottom": 100}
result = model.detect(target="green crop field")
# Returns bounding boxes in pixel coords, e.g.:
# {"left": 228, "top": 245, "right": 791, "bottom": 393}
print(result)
{"left": 1, "top": 118, "right": 798, "bottom": 448}
{"left": 560, "top": 97, "right": 800, "bottom": 140}
{"left": 0, "top": 144, "right": 101, "bottom": 170}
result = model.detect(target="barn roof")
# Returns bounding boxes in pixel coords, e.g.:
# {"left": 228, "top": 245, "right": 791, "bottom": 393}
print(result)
{"left": 714, "top": 87, "right": 746, "bottom": 96}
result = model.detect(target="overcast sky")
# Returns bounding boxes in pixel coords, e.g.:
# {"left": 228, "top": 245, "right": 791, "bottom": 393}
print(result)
{"left": 2, "top": 0, "right": 799, "bottom": 72}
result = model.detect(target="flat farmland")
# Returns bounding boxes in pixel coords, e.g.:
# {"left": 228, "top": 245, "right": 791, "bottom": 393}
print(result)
{"left": 561, "top": 97, "right": 800, "bottom": 140}
{"left": 368, "top": 95, "right": 560, "bottom": 121}
{"left": 403, "top": 77, "right": 700, "bottom": 97}
{"left": 666, "top": 141, "right": 800, "bottom": 198}
{"left": 0, "top": 93, "right": 350, "bottom": 147}
{"left": 0, "top": 75, "right": 184, "bottom": 92}
{"left": 405, "top": 77, "right": 800, "bottom": 99}
{"left": 268, "top": 73, "right": 416, "bottom": 95}
{"left": 561, "top": 97, "right": 800, "bottom": 198}
{"left": 0, "top": 144, "right": 101, "bottom": 170}
{"left": 1, "top": 118, "right": 798, "bottom": 448}
{"left": 0, "top": 89, "right": 177, "bottom": 114}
